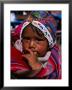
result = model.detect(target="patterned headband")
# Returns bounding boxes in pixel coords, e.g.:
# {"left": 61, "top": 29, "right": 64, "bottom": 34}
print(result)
{"left": 20, "top": 20, "right": 55, "bottom": 48}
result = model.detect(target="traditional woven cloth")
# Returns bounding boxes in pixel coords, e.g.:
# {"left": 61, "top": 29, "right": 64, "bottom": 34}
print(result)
{"left": 11, "top": 44, "right": 61, "bottom": 79}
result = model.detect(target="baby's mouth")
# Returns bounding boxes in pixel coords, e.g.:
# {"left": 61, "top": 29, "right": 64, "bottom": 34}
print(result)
{"left": 31, "top": 50, "right": 38, "bottom": 56}
{"left": 33, "top": 51, "right": 37, "bottom": 55}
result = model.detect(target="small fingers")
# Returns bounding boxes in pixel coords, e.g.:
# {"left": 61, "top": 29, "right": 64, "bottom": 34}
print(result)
{"left": 23, "top": 48, "right": 33, "bottom": 55}
{"left": 22, "top": 54, "right": 29, "bottom": 60}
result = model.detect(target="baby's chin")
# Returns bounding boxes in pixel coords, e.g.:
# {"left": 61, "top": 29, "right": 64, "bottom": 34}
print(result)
{"left": 36, "top": 52, "right": 46, "bottom": 57}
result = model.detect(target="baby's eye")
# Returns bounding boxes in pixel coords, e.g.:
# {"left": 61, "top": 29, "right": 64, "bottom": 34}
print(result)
{"left": 35, "top": 38, "right": 45, "bottom": 44}
{"left": 36, "top": 38, "right": 44, "bottom": 41}
{"left": 23, "top": 37, "right": 30, "bottom": 40}
{"left": 35, "top": 39, "right": 43, "bottom": 44}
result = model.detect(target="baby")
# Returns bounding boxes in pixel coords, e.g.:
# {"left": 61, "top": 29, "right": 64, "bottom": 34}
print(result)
{"left": 11, "top": 15, "right": 61, "bottom": 79}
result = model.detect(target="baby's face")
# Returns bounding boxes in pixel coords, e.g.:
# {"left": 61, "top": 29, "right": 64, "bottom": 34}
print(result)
{"left": 22, "top": 26, "right": 49, "bottom": 57}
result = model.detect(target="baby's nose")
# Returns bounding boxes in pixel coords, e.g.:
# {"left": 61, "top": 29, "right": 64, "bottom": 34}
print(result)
{"left": 29, "top": 40, "right": 36, "bottom": 48}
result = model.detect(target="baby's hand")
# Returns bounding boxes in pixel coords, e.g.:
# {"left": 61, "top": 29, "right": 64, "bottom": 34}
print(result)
{"left": 22, "top": 48, "right": 42, "bottom": 71}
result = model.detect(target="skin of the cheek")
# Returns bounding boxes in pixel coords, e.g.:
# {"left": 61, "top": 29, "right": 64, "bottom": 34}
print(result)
{"left": 37, "top": 42, "right": 48, "bottom": 57}
{"left": 22, "top": 42, "right": 29, "bottom": 50}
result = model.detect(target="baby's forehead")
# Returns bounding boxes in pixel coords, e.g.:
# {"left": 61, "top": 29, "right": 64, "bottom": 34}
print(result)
{"left": 22, "top": 24, "right": 46, "bottom": 39}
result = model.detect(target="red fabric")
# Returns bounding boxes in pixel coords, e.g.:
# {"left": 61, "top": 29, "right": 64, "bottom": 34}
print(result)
{"left": 11, "top": 47, "right": 31, "bottom": 73}
{"left": 11, "top": 46, "right": 61, "bottom": 79}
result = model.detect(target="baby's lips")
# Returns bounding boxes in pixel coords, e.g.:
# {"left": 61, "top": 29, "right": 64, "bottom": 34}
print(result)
{"left": 33, "top": 51, "right": 36, "bottom": 54}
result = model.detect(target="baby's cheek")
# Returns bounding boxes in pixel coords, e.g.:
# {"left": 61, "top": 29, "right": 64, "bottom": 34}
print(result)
{"left": 22, "top": 42, "right": 29, "bottom": 49}
{"left": 37, "top": 45, "right": 47, "bottom": 56}
{"left": 38, "top": 46, "right": 43, "bottom": 52}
